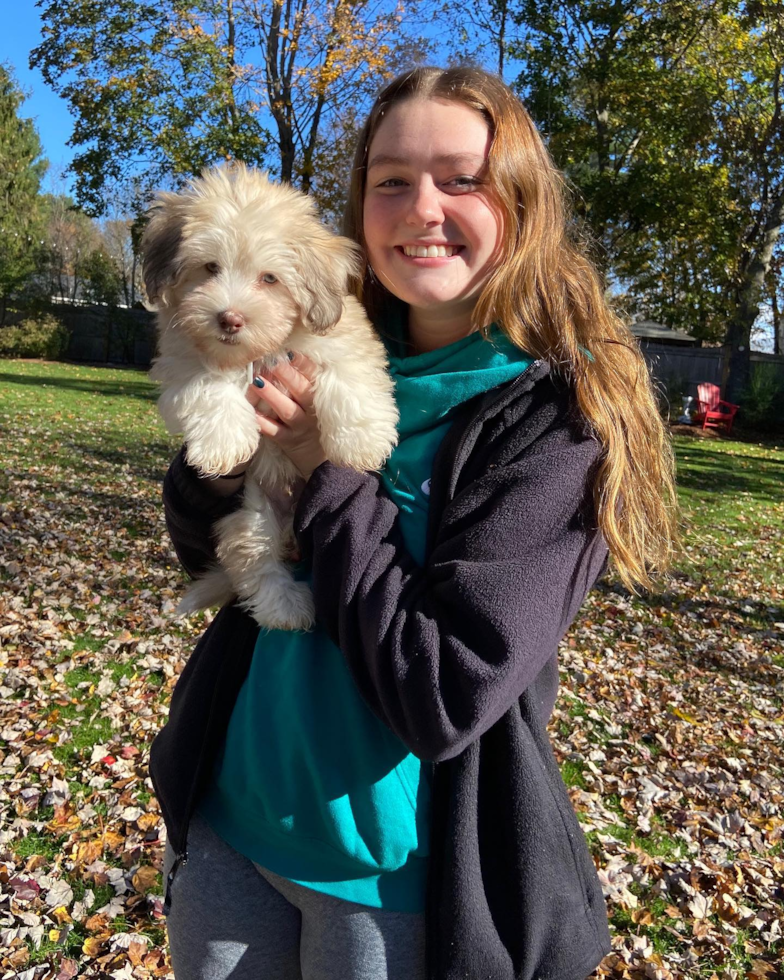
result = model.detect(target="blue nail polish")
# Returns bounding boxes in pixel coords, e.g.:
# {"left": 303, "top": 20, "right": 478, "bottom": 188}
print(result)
{"left": 287, "top": 350, "right": 295, "bottom": 361}
{"left": 253, "top": 377, "right": 265, "bottom": 388}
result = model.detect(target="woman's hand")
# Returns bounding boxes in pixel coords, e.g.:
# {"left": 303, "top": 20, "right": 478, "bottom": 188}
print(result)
{"left": 246, "top": 352, "right": 328, "bottom": 481}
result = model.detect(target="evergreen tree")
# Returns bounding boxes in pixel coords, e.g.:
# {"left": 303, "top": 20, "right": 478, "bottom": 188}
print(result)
{"left": 0, "top": 64, "right": 47, "bottom": 322}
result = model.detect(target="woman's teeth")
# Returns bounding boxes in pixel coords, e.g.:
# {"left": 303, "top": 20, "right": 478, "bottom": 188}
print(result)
{"left": 403, "top": 245, "right": 458, "bottom": 257}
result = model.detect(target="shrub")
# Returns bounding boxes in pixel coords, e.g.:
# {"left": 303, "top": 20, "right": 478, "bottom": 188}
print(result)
{"left": 740, "top": 363, "right": 784, "bottom": 433}
{"left": 0, "top": 313, "right": 71, "bottom": 359}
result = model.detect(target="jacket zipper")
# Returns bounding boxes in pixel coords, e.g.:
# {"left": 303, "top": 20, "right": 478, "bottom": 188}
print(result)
{"left": 445, "top": 359, "right": 544, "bottom": 500}
{"left": 163, "top": 850, "right": 188, "bottom": 916}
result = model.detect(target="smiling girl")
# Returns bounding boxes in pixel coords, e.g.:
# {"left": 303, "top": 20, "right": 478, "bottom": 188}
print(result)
{"left": 151, "top": 67, "right": 678, "bottom": 980}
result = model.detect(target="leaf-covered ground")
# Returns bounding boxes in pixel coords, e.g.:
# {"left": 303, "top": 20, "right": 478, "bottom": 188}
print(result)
{"left": 0, "top": 360, "right": 781, "bottom": 980}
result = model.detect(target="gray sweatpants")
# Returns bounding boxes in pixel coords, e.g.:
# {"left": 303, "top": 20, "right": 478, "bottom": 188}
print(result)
{"left": 163, "top": 811, "right": 427, "bottom": 980}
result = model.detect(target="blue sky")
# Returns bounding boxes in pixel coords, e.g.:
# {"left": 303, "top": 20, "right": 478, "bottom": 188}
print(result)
{"left": 2, "top": 2, "right": 77, "bottom": 190}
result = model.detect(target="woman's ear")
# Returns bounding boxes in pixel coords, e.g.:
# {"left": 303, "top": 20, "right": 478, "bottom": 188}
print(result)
{"left": 141, "top": 193, "right": 186, "bottom": 309}
{"left": 290, "top": 228, "right": 361, "bottom": 333}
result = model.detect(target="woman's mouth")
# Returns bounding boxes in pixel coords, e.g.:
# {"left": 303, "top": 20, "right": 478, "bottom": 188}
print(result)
{"left": 396, "top": 244, "right": 464, "bottom": 259}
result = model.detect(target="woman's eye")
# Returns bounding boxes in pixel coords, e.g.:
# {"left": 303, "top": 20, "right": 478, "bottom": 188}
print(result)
{"left": 447, "top": 176, "right": 481, "bottom": 190}
{"left": 205, "top": 262, "right": 220, "bottom": 275}
{"left": 260, "top": 273, "right": 278, "bottom": 284}
{"left": 377, "top": 178, "right": 406, "bottom": 188}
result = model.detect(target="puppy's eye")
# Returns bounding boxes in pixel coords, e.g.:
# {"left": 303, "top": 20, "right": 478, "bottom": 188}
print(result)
{"left": 260, "top": 273, "right": 277, "bottom": 284}
{"left": 205, "top": 262, "right": 220, "bottom": 275}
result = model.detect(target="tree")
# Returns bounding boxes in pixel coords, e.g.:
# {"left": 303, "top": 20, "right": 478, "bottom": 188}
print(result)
{"left": 102, "top": 216, "right": 144, "bottom": 307}
{"left": 510, "top": 0, "right": 732, "bottom": 335}
{"left": 40, "top": 187, "right": 100, "bottom": 303}
{"left": 442, "top": 0, "right": 520, "bottom": 80}
{"left": 507, "top": 0, "right": 784, "bottom": 395}
{"left": 77, "top": 248, "right": 124, "bottom": 307}
{"left": 765, "top": 241, "right": 783, "bottom": 354}
{"left": 0, "top": 63, "right": 47, "bottom": 322}
{"left": 31, "top": 0, "right": 419, "bottom": 215}
{"left": 707, "top": 1, "right": 784, "bottom": 401}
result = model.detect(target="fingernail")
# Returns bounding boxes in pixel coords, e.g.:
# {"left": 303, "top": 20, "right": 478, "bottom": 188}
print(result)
{"left": 287, "top": 350, "right": 295, "bottom": 361}
{"left": 253, "top": 377, "right": 265, "bottom": 388}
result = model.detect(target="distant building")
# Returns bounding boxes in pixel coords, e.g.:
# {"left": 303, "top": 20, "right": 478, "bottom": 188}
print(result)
{"left": 629, "top": 319, "right": 699, "bottom": 347}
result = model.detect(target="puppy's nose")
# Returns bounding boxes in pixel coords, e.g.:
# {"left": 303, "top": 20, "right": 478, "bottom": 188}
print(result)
{"left": 218, "top": 311, "right": 245, "bottom": 334}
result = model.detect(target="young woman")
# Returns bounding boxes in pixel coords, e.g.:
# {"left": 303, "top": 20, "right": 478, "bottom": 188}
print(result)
{"left": 152, "top": 67, "right": 678, "bottom": 980}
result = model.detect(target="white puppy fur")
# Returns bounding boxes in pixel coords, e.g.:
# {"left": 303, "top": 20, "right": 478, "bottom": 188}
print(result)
{"left": 142, "top": 164, "right": 398, "bottom": 630}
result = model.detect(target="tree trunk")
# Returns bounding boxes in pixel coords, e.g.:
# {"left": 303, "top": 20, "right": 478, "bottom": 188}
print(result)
{"left": 496, "top": 0, "right": 507, "bottom": 79}
{"left": 725, "top": 188, "right": 784, "bottom": 403}
{"left": 265, "top": 0, "right": 297, "bottom": 182}
{"left": 226, "top": 0, "right": 239, "bottom": 149}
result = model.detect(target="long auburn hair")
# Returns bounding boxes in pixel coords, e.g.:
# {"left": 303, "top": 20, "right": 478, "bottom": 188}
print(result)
{"left": 343, "top": 66, "right": 679, "bottom": 592}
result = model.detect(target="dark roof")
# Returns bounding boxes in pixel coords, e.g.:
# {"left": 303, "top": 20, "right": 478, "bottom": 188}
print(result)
{"left": 630, "top": 320, "right": 698, "bottom": 345}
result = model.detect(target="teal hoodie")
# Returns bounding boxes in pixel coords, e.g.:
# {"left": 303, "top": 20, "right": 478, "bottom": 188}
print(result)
{"left": 197, "top": 321, "right": 532, "bottom": 911}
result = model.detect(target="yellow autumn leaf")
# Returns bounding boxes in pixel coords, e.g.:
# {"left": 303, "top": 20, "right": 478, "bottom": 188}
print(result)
{"left": 671, "top": 707, "right": 699, "bottom": 724}
{"left": 83, "top": 936, "right": 104, "bottom": 957}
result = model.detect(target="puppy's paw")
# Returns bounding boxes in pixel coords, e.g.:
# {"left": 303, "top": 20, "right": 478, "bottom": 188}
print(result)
{"left": 321, "top": 422, "right": 398, "bottom": 471}
{"left": 186, "top": 425, "right": 260, "bottom": 476}
{"left": 243, "top": 580, "right": 315, "bottom": 632}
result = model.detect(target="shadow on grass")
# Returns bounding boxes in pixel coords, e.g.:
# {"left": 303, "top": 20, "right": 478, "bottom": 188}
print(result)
{"left": 597, "top": 579, "right": 782, "bottom": 625}
{"left": 62, "top": 439, "right": 174, "bottom": 483}
{"left": 675, "top": 458, "right": 782, "bottom": 505}
{"left": 0, "top": 468, "right": 176, "bottom": 572}
{"left": 595, "top": 580, "right": 783, "bottom": 684}
{"left": 718, "top": 454, "right": 784, "bottom": 467}
{"left": 0, "top": 371, "right": 157, "bottom": 404}
{"left": 674, "top": 425, "right": 784, "bottom": 449}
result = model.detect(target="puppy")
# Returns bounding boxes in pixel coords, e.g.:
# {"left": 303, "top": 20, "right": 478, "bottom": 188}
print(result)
{"left": 142, "top": 164, "right": 398, "bottom": 630}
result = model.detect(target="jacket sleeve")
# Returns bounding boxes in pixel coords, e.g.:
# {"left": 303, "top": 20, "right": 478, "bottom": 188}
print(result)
{"left": 293, "top": 422, "right": 607, "bottom": 762}
{"left": 163, "top": 447, "right": 246, "bottom": 579}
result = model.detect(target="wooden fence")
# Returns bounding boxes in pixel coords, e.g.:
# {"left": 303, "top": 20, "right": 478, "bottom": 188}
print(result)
{"left": 55, "top": 304, "right": 157, "bottom": 366}
{"left": 639, "top": 341, "right": 784, "bottom": 401}
{"left": 8, "top": 305, "right": 784, "bottom": 395}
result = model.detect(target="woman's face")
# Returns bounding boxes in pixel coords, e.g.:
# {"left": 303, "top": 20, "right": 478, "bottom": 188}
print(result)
{"left": 363, "top": 98, "right": 503, "bottom": 323}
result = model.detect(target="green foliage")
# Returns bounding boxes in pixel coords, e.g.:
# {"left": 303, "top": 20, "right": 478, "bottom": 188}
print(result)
{"left": 77, "top": 247, "right": 124, "bottom": 306}
{"left": 0, "top": 63, "right": 48, "bottom": 317}
{"left": 0, "top": 313, "right": 70, "bottom": 359}
{"left": 741, "top": 362, "right": 784, "bottom": 432}
{"left": 510, "top": 0, "right": 784, "bottom": 350}
{"left": 30, "top": 0, "right": 413, "bottom": 215}
{"left": 510, "top": 1, "right": 735, "bottom": 340}
{"left": 31, "top": 0, "right": 270, "bottom": 214}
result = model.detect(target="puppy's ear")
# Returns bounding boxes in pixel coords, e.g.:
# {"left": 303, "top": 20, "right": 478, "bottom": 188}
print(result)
{"left": 141, "top": 193, "right": 186, "bottom": 309}
{"left": 290, "top": 227, "right": 360, "bottom": 333}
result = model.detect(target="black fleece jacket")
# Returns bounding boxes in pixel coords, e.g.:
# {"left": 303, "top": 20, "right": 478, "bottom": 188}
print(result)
{"left": 149, "top": 359, "right": 612, "bottom": 980}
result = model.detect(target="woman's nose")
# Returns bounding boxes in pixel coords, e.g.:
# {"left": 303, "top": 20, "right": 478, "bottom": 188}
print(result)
{"left": 406, "top": 179, "right": 443, "bottom": 225}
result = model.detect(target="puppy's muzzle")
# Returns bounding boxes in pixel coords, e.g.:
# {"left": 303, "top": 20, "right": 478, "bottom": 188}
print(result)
{"left": 218, "top": 311, "right": 245, "bottom": 335}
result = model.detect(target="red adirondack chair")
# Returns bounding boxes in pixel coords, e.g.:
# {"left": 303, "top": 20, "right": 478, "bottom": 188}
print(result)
{"left": 692, "top": 382, "right": 740, "bottom": 434}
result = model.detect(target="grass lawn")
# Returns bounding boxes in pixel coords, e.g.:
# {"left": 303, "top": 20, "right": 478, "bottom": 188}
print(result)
{"left": 0, "top": 359, "right": 782, "bottom": 980}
